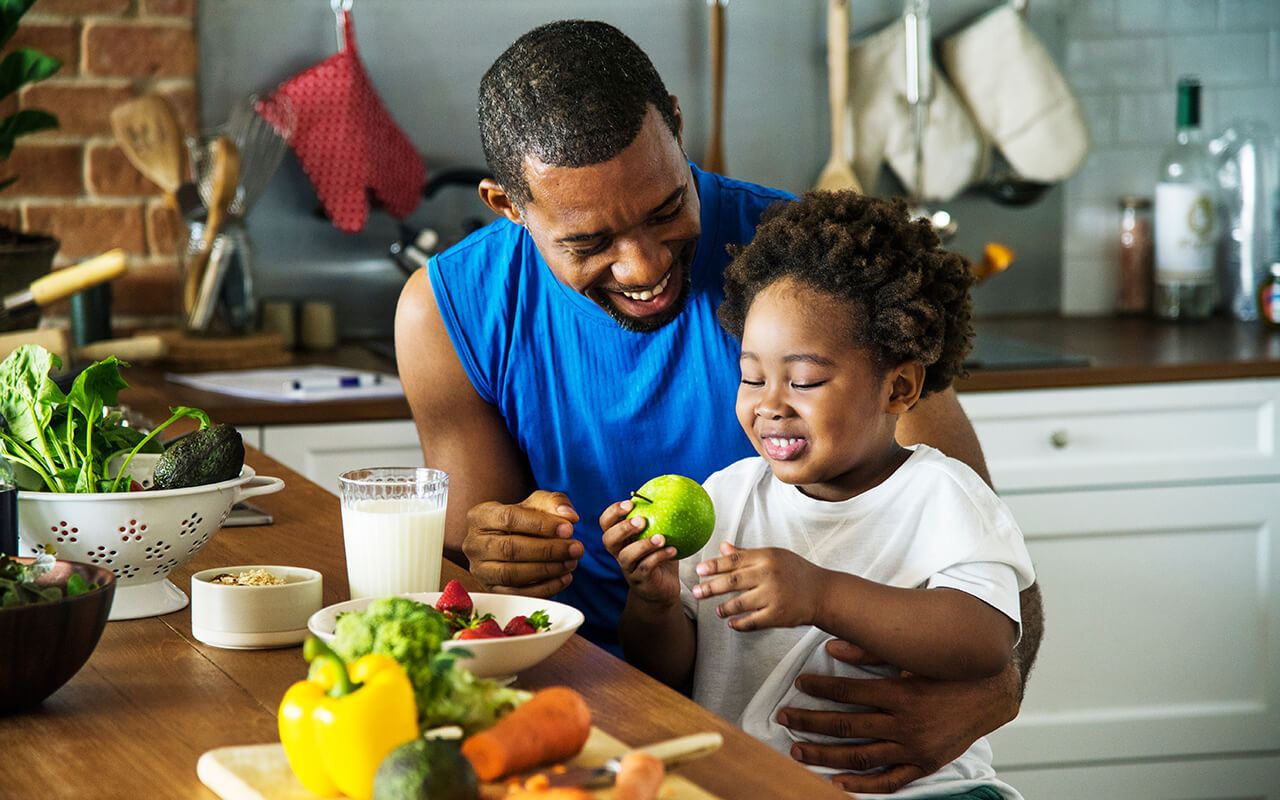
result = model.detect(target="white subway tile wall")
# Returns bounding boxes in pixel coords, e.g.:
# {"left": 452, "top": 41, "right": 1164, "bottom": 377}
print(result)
{"left": 1060, "top": 0, "right": 1280, "bottom": 313}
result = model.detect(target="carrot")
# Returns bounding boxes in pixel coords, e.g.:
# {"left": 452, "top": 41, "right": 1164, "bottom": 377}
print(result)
{"left": 613, "top": 751, "right": 666, "bottom": 800}
{"left": 461, "top": 686, "right": 592, "bottom": 781}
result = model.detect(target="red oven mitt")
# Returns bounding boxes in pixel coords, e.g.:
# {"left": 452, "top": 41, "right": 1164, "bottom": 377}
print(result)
{"left": 262, "top": 9, "right": 425, "bottom": 233}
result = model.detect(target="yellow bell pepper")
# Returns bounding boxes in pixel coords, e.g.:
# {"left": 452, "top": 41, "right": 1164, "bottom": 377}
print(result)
{"left": 278, "top": 636, "right": 419, "bottom": 800}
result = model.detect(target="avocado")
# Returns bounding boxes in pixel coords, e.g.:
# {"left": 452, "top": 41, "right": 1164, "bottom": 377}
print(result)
{"left": 151, "top": 424, "right": 245, "bottom": 489}
{"left": 372, "top": 737, "right": 479, "bottom": 800}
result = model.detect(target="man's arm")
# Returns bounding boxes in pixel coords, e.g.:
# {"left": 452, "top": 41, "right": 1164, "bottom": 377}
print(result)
{"left": 897, "top": 386, "right": 991, "bottom": 485}
{"left": 394, "top": 267, "right": 538, "bottom": 558}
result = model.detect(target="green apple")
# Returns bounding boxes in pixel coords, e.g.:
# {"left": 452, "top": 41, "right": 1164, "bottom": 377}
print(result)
{"left": 625, "top": 474, "right": 716, "bottom": 560}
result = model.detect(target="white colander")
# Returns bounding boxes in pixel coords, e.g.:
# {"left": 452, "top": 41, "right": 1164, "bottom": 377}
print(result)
{"left": 16, "top": 454, "right": 284, "bottom": 621}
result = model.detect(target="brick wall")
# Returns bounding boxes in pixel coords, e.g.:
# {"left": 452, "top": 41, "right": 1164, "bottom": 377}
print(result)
{"left": 0, "top": 0, "right": 198, "bottom": 324}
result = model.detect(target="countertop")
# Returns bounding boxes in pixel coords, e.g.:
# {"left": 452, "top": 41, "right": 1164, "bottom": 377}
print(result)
{"left": 123, "top": 316, "right": 1280, "bottom": 428}
{"left": 0, "top": 448, "right": 847, "bottom": 800}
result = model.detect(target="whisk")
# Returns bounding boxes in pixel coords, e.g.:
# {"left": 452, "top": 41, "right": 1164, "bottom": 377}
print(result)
{"left": 191, "top": 92, "right": 296, "bottom": 216}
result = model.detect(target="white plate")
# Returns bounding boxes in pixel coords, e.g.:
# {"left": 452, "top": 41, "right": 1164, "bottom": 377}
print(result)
{"left": 306, "top": 591, "right": 584, "bottom": 678}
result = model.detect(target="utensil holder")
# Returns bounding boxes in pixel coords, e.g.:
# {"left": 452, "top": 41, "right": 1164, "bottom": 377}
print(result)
{"left": 178, "top": 215, "right": 258, "bottom": 336}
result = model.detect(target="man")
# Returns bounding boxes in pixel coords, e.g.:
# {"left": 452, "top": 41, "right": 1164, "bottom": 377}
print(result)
{"left": 395, "top": 19, "right": 1043, "bottom": 795}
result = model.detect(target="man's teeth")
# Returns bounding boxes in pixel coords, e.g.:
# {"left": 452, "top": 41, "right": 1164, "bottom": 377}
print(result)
{"left": 621, "top": 272, "right": 671, "bottom": 301}
{"left": 767, "top": 438, "right": 801, "bottom": 447}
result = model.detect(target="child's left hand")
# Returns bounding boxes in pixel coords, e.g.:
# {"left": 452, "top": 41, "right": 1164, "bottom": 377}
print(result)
{"left": 693, "top": 542, "right": 826, "bottom": 631}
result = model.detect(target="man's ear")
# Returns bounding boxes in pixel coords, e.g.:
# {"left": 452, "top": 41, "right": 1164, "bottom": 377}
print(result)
{"left": 886, "top": 361, "right": 925, "bottom": 414}
{"left": 478, "top": 178, "right": 523, "bottom": 225}
{"left": 670, "top": 94, "right": 684, "bottom": 146}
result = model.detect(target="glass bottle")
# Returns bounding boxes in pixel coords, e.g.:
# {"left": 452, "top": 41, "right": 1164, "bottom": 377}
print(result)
{"left": 1, "top": 456, "right": 18, "bottom": 556}
{"left": 1117, "top": 196, "right": 1153, "bottom": 314}
{"left": 1258, "top": 262, "right": 1280, "bottom": 329}
{"left": 1154, "top": 76, "right": 1219, "bottom": 320}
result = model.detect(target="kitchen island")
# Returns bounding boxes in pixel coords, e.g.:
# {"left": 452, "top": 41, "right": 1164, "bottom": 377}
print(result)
{"left": 0, "top": 446, "right": 848, "bottom": 800}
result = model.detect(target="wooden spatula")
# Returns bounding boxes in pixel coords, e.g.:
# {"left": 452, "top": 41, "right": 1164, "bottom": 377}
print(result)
{"left": 110, "top": 95, "right": 186, "bottom": 208}
{"left": 184, "top": 135, "right": 241, "bottom": 325}
{"left": 813, "top": 0, "right": 863, "bottom": 193}
{"left": 702, "top": 0, "right": 727, "bottom": 175}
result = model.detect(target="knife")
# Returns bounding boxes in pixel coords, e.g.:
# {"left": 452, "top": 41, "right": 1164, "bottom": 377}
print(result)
{"left": 1, "top": 249, "right": 128, "bottom": 329}
{"left": 541, "top": 731, "right": 723, "bottom": 789}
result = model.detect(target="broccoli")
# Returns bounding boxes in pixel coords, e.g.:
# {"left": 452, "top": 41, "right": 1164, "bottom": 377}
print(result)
{"left": 328, "top": 596, "right": 524, "bottom": 733}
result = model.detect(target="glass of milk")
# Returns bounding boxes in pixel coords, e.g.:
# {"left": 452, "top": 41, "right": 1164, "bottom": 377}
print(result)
{"left": 338, "top": 467, "right": 449, "bottom": 600}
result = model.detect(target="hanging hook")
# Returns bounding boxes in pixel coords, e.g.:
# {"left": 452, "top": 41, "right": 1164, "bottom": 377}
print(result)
{"left": 331, "top": 0, "right": 353, "bottom": 50}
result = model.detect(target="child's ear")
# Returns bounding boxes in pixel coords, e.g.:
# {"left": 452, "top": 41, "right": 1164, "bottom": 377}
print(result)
{"left": 885, "top": 361, "right": 925, "bottom": 414}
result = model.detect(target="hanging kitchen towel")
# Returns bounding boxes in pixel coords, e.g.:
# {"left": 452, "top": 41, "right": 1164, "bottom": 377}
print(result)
{"left": 261, "top": 8, "right": 425, "bottom": 233}
{"left": 941, "top": 3, "right": 1089, "bottom": 183}
{"left": 848, "top": 18, "right": 987, "bottom": 202}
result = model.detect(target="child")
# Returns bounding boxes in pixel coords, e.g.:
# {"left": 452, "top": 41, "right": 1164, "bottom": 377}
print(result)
{"left": 601, "top": 190, "right": 1035, "bottom": 799}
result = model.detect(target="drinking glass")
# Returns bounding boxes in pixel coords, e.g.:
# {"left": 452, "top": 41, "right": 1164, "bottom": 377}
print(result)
{"left": 338, "top": 467, "right": 449, "bottom": 600}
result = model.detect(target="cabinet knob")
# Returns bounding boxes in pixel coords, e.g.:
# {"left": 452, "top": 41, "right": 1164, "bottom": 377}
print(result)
{"left": 1049, "top": 430, "right": 1070, "bottom": 449}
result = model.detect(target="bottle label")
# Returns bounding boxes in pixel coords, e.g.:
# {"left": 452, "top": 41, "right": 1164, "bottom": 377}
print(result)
{"left": 1155, "top": 182, "right": 1217, "bottom": 284}
{"left": 1263, "top": 282, "right": 1280, "bottom": 325}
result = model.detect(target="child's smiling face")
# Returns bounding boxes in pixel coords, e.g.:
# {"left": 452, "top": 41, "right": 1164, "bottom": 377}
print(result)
{"left": 735, "top": 278, "right": 919, "bottom": 502}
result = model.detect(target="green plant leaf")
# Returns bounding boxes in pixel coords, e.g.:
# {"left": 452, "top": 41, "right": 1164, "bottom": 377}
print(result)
{"left": 0, "top": 48, "right": 61, "bottom": 99}
{"left": 0, "top": 108, "right": 57, "bottom": 160}
{"left": 0, "top": 344, "right": 64, "bottom": 445}
{"left": 0, "top": 0, "right": 38, "bottom": 52}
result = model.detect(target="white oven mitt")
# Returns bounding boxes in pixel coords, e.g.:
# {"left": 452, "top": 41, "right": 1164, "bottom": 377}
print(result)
{"left": 849, "top": 17, "right": 987, "bottom": 202}
{"left": 941, "top": 3, "right": 1089, "bottom": 183}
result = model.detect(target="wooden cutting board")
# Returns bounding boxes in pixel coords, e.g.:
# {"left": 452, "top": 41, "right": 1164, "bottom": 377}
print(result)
{"left": 196, "top": 727, "right": 722, "bottom": 800}
{"left": 147, "top": 328, "right": 292, "bottom": 371}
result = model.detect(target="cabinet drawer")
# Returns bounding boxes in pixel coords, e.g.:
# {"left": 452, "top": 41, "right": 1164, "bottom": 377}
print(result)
{"left": 989, "top": 481, "right": 1280, "bottom": 766}
{"left": 260, "top": 420, "right": 423, "bottom": 491}
{"left": 998, "top": 753, "right": 1280, "bottom": 799}
{"left": 958, "top": 379, "right": 1280, "bottom": 491}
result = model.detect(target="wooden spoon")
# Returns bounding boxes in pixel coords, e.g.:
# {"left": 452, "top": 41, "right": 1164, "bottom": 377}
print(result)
{"left": 109, "top": 95, "right": 185, "bottom": 209}
{"left": 184, "top": 135, "right": 240, "bottom": 325}
{"left": 813, "top": 0, "right": 863, "bottom": 193}
{"left": 702, "top": 0, "right": 727, "bottom": 175}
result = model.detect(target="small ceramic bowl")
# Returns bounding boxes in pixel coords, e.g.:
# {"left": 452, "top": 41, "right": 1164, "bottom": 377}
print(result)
{"left": 190, "top": 565, "right": 322, "bottom": 650}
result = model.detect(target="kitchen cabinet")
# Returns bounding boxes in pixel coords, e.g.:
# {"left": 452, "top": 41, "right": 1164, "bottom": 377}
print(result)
{"left": 959, "top": 379, "right": 1280, "bottom": 796}
{"left": 249, "top": 420, "right": 424, "bottom": 490}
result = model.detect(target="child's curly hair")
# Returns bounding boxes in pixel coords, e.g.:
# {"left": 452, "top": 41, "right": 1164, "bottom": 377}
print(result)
{"left": 717, "top": 190, "right": 974, "bottom": 398}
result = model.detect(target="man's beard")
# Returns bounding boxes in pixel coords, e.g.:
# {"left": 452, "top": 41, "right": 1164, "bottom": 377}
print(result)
{"left": 588, "top": 263, "right": 694, "bottom": 334}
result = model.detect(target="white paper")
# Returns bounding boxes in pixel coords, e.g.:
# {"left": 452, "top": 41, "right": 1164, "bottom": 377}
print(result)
{"left": 166, "top": 366, "right": 403, "bottom": 403}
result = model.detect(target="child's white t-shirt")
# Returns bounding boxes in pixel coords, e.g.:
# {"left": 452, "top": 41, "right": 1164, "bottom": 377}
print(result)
{"left": 678, "top": 445, "right": 1036, "bottom": 799}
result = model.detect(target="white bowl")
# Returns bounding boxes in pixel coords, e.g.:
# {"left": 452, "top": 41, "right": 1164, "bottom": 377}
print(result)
{"left": 190, "top": 565, "right": 323, "bottom": 650}
{"left": 18, "top": 453, "right": 285, "bottom": 621}
{"left": 307, "top": 592, "right": 584, "bottom": 679}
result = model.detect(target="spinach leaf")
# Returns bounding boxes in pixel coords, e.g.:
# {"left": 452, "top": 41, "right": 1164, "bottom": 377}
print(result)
{"left": 0, "top": 344, "right": 217, "bottom": 493}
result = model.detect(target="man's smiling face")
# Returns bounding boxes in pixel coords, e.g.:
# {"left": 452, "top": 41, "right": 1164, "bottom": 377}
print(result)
{"left": 503, "top": 105, "right": 702, "bottom": 333}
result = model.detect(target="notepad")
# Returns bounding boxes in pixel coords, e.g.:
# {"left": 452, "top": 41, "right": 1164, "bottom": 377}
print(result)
{"left": 167, "top": 366, "right": 404, "bottom": 403}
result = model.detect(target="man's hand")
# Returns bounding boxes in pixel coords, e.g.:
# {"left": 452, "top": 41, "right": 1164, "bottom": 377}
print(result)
{"left": 462, "top": 490, "right": 584, "bottom": 598}
{"left": 779, "top": 639, "right": 1020, "bottom": 794}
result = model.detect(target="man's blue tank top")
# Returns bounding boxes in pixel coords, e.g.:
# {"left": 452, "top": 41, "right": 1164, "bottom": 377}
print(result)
{"left": 428, "top": 165, "right": 794, "bottom": 651}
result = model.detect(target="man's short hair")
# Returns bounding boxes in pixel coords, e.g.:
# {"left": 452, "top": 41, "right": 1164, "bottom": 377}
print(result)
{"left": 478, "top": 19, "right": 681, "bottom": 207}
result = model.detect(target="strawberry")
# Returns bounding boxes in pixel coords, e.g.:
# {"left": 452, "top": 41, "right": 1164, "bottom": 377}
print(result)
{"left": 456, "top": 617, "right": 504, "bottom": 640}
{"left": 435, "top": 579, "right": 473, "bottom": 616}
{"left": 502, "top": 609, "right": 552, "bottom": 637}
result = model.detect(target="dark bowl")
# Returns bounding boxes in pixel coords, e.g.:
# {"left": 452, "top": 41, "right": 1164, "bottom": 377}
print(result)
{"left": 0, "top": 558, "right": 116, "bottom": 714}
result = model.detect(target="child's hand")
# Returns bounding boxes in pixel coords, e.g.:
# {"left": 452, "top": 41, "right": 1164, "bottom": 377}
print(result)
{"left": 600, "top": 499, "right": 682, "bottom": 607}
{"left": 693, "top": 542, "right": 825, "bottom": 631}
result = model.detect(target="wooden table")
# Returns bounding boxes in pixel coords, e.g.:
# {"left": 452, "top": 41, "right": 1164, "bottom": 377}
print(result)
{"left": 0, "top": 448, "right": 847, "bottom": 800}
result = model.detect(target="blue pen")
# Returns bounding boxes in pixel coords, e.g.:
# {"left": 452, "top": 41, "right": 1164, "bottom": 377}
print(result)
{"left": 285, "top": 373, "right": 385, "bottom": 392}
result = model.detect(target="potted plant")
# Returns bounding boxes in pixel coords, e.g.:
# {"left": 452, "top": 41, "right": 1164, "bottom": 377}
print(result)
{"left": 0, "top": 0, "right": 62, "bottom": 329}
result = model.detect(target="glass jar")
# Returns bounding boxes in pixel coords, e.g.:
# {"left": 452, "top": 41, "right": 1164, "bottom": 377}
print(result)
{"left": 1118, "top": 196, "right": 1153, "bottom": 315}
